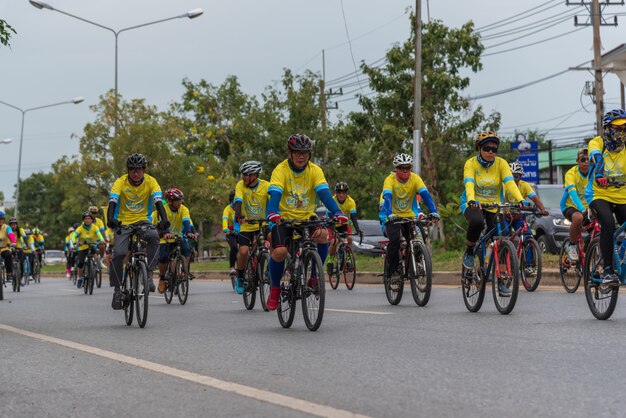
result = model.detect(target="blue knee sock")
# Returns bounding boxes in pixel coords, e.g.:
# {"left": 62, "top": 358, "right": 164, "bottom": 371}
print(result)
{"left": 314, "top": 243, "right": 328, "bottom": 277}
{"left": 269, "top": 258, "right": 284, "bottom": 287}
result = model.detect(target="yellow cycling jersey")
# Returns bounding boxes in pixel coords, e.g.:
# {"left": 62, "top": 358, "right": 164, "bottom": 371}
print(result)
{"left": 71, "top": 223, "right": 104, "bottom": 251}
{"left": 504, "top": 179, "right": 536, "bottom": 203}
{"left": 563, "top": 166, "right": 589, "bottom": 210}
{"left": 381, "top": 172, "right": 426, "bottom": 218}
{"left": 587, "top": 135, "right": 626, "bottom": 204}
{"left": 32, "top": 233, "right": 45, "bottom": 250}
{"left": 269, "top": 160, "right": 329, "bottom": 220}
{"left": 109, "top": 174, "right": 163, "bottom": 225}
{"left": 92, "top": 217, "right": 107, "bottom": 239}
{"left": 222, "top": 204, "right": 235, "bottom": 231}
{"left": 462, "top": 156, "right": 523, "bottom": 213}
{"left": 235, "top": 179, "right": 270, "bottom": 232}
{"left": 0, "top": 224, "right": 14, "bottom": 252}
{"left": 152, "top": 203, "right": 192, "bottom": 244}
{"left": 333, "top": 195, "right": 357, "bottom": 227}
{"left": 16, "top": 227, "right": 34, "bottom": 252}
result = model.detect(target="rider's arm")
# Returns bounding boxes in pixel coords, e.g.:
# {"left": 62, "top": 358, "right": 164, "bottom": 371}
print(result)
{"left": 418, "top": 188, "right": 437, "bottom": 214}
{"left": 463, "top": 159, "right": 477, "bottom": 202}
{"left": 316, "top": 186, "right": 341, "bottom": 214}
{"left": 222, "top": 205, "right": 231, "bottom": 232}
{"left": 590, "top": 151, "right": 605, "bottom": 182}
{"left": 96, "top": 230, "right": 105, "bottom": 243}
{"left": 155, "top": 200, "right": 169, "bottom": 230}
{"left": 6, "top": 226, "right": 16, "bottom": 244}
{"left": 564, "top": 168, "right": 586, "bottom": 212}
{"left": 107, "top": 200, "right": 118, "bottom": 227}
{"left": 350, "top": 213, "right": 360, "bottom": 233}
{"left": 233, "top": 200, "right": 243, "bottom": 220}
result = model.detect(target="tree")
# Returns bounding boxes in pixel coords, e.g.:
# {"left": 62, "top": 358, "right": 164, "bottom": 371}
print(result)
{"left": 0, "top": 19, "right": 16, "bottom": 47}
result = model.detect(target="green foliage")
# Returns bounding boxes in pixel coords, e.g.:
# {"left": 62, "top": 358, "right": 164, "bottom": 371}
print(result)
{"left": 0, "top": 19, "right": 16, "bottom": 47}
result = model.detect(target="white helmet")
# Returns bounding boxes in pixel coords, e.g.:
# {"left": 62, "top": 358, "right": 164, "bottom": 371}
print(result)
{"left": 239, "top": 160, "right": 262, "bottom": 175}
{"left": 392, "top": 153, "right": 413, "bottom": 167}
{"left": 509, "top": 161, "right": 524, "bottom": 175}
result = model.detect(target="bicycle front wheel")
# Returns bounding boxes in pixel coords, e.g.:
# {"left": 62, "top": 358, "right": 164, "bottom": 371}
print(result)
{"left": 13, "top": 260, "right": 20, "bottom": 292}
{"left": 258, "top": 251, "right": 271, "bottom": 312}
{"left": 583, "top": 239, "right": 619, "bottom": 320}
{"left": 383, "top": 254, "right": 403, "bottom": 305}
{"left": 492, "top": 240, "right": 519, "bottom": 315}
{"left": 342, "top": 245, "right": 356, "bottom": 290}
{"left": 96, "top": 263, "right": 102, "bottom": 288}
{"left": 409, "top": 242, "right": 432, "bottom": 307}
{"left": 88, "top": 261, "right": 96, "bottom": 295}
{"left": 301, "top": 250, "right": 325, "bottom": 331}
{"left": 461, "top": 250, "right": 485, "bottom": 312}
{"left": 135, "top": 260, "right": 149, "bottom": 328}
{"left": 559, "top": 242, "right": 581, "bottom": 293}
{"left": 0, "top": 267, "right": 4, "bottom": 300}
{"left": 164, "top": 265, "right": 174, "bottom": 304}
{"left": 83, "top": 261, "right": 91, "bottom": 295}
{"left": 176, "top": 256, "right": 189, "bottom": 305}
{"left": 277, "top": 262, "right": 296, "bottom": 328}
{"left": 520, "top": 239, "right": 541, "bottom": 292}
{"left": 123, "top": 267, "right": 133, "bottom": 326}
{"left": 243, "top": 255, "right": 257, "bottom": 310}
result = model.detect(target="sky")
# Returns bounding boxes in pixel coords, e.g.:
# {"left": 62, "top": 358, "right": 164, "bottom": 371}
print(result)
{"left": 1, "top": 0, "right": 625, "bottom": 202}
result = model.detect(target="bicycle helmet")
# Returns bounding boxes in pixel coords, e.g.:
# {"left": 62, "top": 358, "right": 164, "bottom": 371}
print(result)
{"left": 239, "top": 160, "right": 262, "bottom": 175}
{"left": 24, "top": 228, "right": 31, "bottom": 234}
{"left": 32, "top": 228, "right": 41, "bottom": 234}
{"left": 88, "top": 205, "right": 99, "bottom": 214}
{"left": 82, "top": 211, "right": 93, "bottom": 220}
{"left": 8, "top": 217, "right": 17, "bottom": 224}
{"left": 126, "top": 153, "right": 147, "bottom": 169}
{"left": 392, "top": 153, "right": 413, "bottom": 167}
{"left": 474, "top": 131, "right": 500, "bottom": 151}
{"left": 68, "top": 227, "right": 75, "bottom": 233}
{"left": 287, "top": 134, "right": 313, "bottom": 151}
{"left": 0, "top": 211, "right": 4, "bottom": 219}
{"left": 602, "top": 109, "right": 626, "bottom": 152}
{"left": 509, "top": 162, "right": 524, "bottom": 175}
{"left": 335, "top": 181, "right": 349, "bottom": 192}
{"left": 165, "top": 188, "right": 184, "bottom": 201}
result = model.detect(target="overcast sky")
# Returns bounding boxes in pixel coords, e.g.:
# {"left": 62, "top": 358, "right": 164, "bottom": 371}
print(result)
{"left": 1, "top": 0, "right": 625, "bottom": 201}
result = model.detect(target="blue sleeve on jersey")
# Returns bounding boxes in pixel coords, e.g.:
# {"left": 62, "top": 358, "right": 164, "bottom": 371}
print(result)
{"left": 418, "top": 188, "right": 437, "bottom": 214}
{"left": 382, "top": 192, "right": 393, "bottom": 217}
{"left": 182, "top": 219, "right": 191, "bottom": 235}
{"left": 317, "top": 188, "right": 340, "bottom": 213}
{"left": 568, "top": 189, "right": 585, "bottom": 212}
{"left": 266, "top": 190, "right": 282, "bottom": 215}
{"left": 590, "top": 152, "right": 605, "bottom": 178}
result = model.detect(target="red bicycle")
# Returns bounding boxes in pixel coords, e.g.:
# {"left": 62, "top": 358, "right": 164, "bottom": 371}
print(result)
{"left": 559, "top": 213, "right": 600, "bottom": 293}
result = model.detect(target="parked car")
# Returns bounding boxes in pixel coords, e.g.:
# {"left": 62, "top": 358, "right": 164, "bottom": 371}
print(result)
{"left": 353, "top": 220, "right": 385, "bottom": 257}
{"left": 44, "top": 249, "right": 65, "bottom": 265}
{"left": 528, "top": 184, "right": 570, "bottom": 254}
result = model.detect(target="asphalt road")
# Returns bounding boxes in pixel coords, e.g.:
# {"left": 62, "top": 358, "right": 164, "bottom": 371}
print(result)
{"left": 2, "top": 277, "right": 626, "bottom": 418}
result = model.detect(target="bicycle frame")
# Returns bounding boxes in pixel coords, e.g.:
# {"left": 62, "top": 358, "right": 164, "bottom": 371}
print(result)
{"left": 472, "top": 205, "right": 513, "bottom": 282}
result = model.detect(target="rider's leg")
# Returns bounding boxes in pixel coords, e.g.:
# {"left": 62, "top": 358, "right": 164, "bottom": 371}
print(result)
{"left": 109, "top": 228, "right": 132, "bottom": 289}
{"left": 385, "top": 221, "right": 403, "bottom": 274}
{"left": 590, "top": 200, "right": 617, "bottom": 271}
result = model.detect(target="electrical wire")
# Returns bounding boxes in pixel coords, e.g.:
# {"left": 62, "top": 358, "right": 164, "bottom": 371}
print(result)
{"left": 481, "top": 8, "right": 582, "bottom": 42}
{"left": 476, "top": 0, "right": 560, "bottom": 32}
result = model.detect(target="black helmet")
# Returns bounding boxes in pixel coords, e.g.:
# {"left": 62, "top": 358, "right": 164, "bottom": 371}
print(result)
{"left": 335, "top": 181, "right": 349, "bottom": 192}
{"left": 127, "top": 153, "right": 147, "bottom": 169}
{"left": 287, "top": 134, "right": 313, "bottom": 152}
{"left": 82, "top": 211, "right": 93, "bottom": 220}
{"left": 228, "top": 190, "right": 235, "bottom": 203}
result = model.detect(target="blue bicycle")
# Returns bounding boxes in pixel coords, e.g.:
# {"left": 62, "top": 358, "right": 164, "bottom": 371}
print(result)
{"left": 583, "top": 179, "right": 626, "bottom": 319}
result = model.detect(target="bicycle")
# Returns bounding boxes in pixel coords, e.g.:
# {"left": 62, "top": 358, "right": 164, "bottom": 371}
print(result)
{"left": 32, "top": 250, "right": 41, "bottom": 284}
{"left": 277, "top": 218, "right": 330, "bottom": 331}
{"left": 0, "top": 257, "right": 5, "bottom": 300}
{"left": 119, "top": 223, "right": 155, "bottom": 328}
{"left": 583, "top": 179, "right": 626, "bottom": 320}
{"left": 326, "top": 224, "right": 358, "bottom": 291}
{"left": 507, "top": 206, "right": 543, "bottom": 292}
{"left": 380, "top": 216, "right": 433, "bottom": 307}
{"left": 82, "top": 244, "right": 99, "bottom": 296}
{"left": 163, "top": 236, "right": 190, "bottom": 306}
{"left": 94, "top": 249, "right": 103, "bottom": 289}
{"left": 226, "top": 230, "right": 238, "bottom": 291}
{"left": 461, "top": 203, "right": 520, "bottom": 315}
{"left": 11, "top": 248, "right": 21, "bottom": 293}
{"left": 559, "top": 214, "right": 599, "bottom": 293}
{"left": 242, "top": 220, "right": 271, "bottom": 311}
{"left": 21, "top": 252, "right": 31, "bottom": 287}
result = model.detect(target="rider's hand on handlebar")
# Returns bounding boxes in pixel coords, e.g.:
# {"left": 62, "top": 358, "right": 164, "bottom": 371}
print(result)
{"left": 235, "top": 215, "right": 246, "bottom": 224}
{"left": 386, "top": 214, "right": 398, "bottom": 223}
{"left": 186, "top": 233, "right": 198, "bottom": 240}
{"left": 597, "top": 177, "right": 608, "bottom": 188}
{"left": 107, "top": 219, "right": 121, "bottom": 229}
{"left": 267, "top": 212, "right": 282, "bottom": 225}
{"left": 163, "top": 233, "right": 173, "bottom": 240}
{"left": 468, "top": 200, "right": 480, "bottom": 209}
{"left": 430, "top": 212, "right": 440, "bottom": 224}
{"left": 334, "top": 211, "right": 348, "bottom": 224}
{"left": 520, "top": 200, "right": 531, "bottom": 208}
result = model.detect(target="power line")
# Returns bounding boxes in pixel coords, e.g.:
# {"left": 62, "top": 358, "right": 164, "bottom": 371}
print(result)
{"left": 476, "top": 0, "right": 561, "bottom": 32}
{"left": 481, "top": 8, "right": 582, "bottom": 42}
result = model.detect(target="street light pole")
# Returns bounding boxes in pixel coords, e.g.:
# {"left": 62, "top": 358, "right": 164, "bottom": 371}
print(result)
{"left": 0, "top": 97, "right": 84, "bottom": 218}
{"left": 29, "top": 1, "right": 203, "bottom": 135}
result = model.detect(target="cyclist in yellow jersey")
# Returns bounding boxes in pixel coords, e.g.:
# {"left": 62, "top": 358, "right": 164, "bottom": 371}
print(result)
{"left": 504, "top": 161, "right": 549, "bottom": 230}
{"left": 153, "top": 188, "right": 197, "bottom": 293}
{"left": 107, "top": 153, "right": 169, "bottom": 310}
{"left": 64, "top": 226, "right": 75, "bottom": 278}
{"left": 70, "top": 212, "right": 105, "bottom": 288}
{"left": 222, "top": 190, "right": 239, "bottom": 279}
{"left": 22, "top": 228, "right": 36, "bottom": 279}
{"left": 264, "top": 134, "right": 347, "bottom": 310}
{"left": 31, "top": 228, "right": 45, "bottom": 266}
{"left": 232, "top": 161, "right": 269, "bottom": 294}
{"left": 461, "top": 132, "right": 529, "bottom": 295}
{"left": 8, "top": 218, "right": 30, "bottom": 281}
{"left": 0, "top": 211, "right": 17, "bottom": 283}
{"left": 560, "top": 148, "right": 590, "bottom": 261}
{"left": 585, "top": 109, "right": 626, "bottom": 283}
{"left": 327, "top": 182, "right": 362, "bottom": 266}
{"left": 379, "top": 153, "right": 439, "bottom": 281}
{"left": 89, "top": 206, "right": 109, "bottom": 261}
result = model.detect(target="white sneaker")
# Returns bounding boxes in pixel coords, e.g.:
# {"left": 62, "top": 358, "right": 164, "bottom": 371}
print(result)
{"left": 567, "top": 243, "right": 578, "bottom": 261}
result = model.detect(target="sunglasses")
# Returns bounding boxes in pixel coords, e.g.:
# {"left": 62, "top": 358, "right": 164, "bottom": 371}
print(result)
{"left": 396, "top": 166, "right": 412, "bottom": 172}
{"left": 579, "top": 157, "right": 588, "bottom": 163}
{"left": 481, "top": 145, "right": 498, "bottom": 153}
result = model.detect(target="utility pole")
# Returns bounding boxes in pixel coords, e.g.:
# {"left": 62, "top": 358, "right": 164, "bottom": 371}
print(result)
{"left": 567, "top": 0, "right": 622, "bottom": 136}
{"left": 319, "top": 49, "right": 342, "bottom": 164}
{"left": 412, "top": 0, "right": 422, "bottom": 175}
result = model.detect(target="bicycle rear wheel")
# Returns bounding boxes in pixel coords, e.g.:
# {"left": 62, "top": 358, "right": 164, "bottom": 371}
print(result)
{"left": 341, "top": 246, "right": 356, "bottom": 290}
{"left": 96, "top": 263, "right": 102, "bottom": 288}
{"left": 164, "top": 265, "right": 174, "bottom": 304}
{"left": 327, "top": 254, "right": 339, "bottom": 290}
{"left": 258, "top": 251, "right": 271, "bottom": 312}
{"left": 13, "top": 260, "right": 20, "bottom": 292}
{"left": 0, "top": 267, "right": 4, "bottom": 300}
{"left": 302, "top": 250, "right": 325, "bottom": 331}
{"left": 383, "top": 254, "right": 403, "bottom": 305}
{"left": 33, "top": 259, "right": 40, "bottom": 283}
{"left": 461, "top": 250, "right": 485, "bottom": 312}
{"left": 88, "top": 261, "right": 95, "bottom": 295}
{"left": 83, "top": 261, "right": 90, "bottom": 295}
{"left": 123, "top": 267, "right": 133, "bottom": 326}
{"left": 409, "top": 242, "right": 432, "bottom": 307}
{"left": 243, "top": 255, "right": 257, "bottom": 310}
{"left": 176, "top": 256, "right": 189, "bottom": 305}
{"left": 135, "top": 260, "right": 149, "bottom": 328}
{"left": 583, "top": 239, "right": 619, "bottom": 320}
{"left": 520, "top": 238, "right": 542, "bottom": 292}
{"left": 559, "top": 242, "right": 581, "bottom": 293}
{"left": 492, "top": 240, "right": 519, "bottom": 315}
{"left": 277, "top": 262, "right": 296, "bottom": 328}
{"left": 21, "top": 260, "right": 28, "bottom": 287}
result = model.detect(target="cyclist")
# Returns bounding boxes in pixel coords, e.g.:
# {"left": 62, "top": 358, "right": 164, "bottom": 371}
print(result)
{"left": 8, "top": 218, "right": 28, "bottom": 281}
{"left": 265, "top": 133, "right": 348, "bottom": 310}
{"left": 379, "top": 153, "right": 440, "bottom": 283}
{"left": 585, "top": 109, "right": 626, "bottom": 284}
{"left": 560, "top": 148, "right": 590, "bottom": 262}
{"left": 154, "top": 188, "right": 197, "bottom": 294}
{"left": 232, "top": 161, "right": 269, "bottom": 295}
{"left": 327, "top": 181, "right": 362, "bottom": 270}
{"left": 22, "top": 228, "right": 36, "bottom": 279}
{"left": 107, "top": 153, "right": 170, "bottom": 310}
{"left": 31, "top": 228, "right": 45, "bottom": 266}
{"left": 89, "top": 205, "right": 109, "bottom": 263}
{"left": 70, "top": 212, "right": 105, "bottom": 288}
{"left": 461, "top": 131, "right": 529, "bottom": 296}
{"left": 64, "top": 226, "right": 75, "bottom": 278}
{"left": 222, "top": 190, "right": 239, "bottom": 280}
{"left": 0, "top": 211, "right": 17, "bottom": 283}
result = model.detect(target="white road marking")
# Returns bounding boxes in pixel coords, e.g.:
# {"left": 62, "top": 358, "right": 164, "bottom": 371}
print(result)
{"left": 325, "top": 308, "right": 392, "bottom": 315}
{"left": 0, "top": 323, "right": 370, "bottom": 418}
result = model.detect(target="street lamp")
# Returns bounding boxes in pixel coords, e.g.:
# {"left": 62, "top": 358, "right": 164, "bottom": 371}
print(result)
{"left": 0, "top": 97, "right": 84, "bottom": 218}
{"left": 29, "top": 1, "right": 204, "bottom": 135}
{"left": 1, "top": 138, "right": 13, "bottom": 144}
